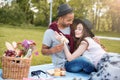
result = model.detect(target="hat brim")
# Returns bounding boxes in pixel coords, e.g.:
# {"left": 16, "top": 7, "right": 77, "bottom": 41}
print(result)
{"left": 57, "top": 9, "right": 73, "bottom": 17}
{"left": 82, "top": 19, "right": 93, "bottom": 30}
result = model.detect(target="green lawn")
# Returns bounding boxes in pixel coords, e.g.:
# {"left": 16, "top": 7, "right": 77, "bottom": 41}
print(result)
{"left": 94, "top": 31, "right": 120, "bottom": 37}
{"left": 0, "top": 24, "right": 120, "bottom": 68}
{"left": 0, "top": 24, "right": 51, "bottom": 68}
{"left": 94, "top": 31, "right": 120, "bottom": 53}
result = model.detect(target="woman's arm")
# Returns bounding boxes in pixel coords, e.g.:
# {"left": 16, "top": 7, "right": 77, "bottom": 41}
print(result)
{"left": 64, "top": 41, "right": 88, "bottom": 61}
{"left": 54, "top": 31, "right": 88, "bottom": 61}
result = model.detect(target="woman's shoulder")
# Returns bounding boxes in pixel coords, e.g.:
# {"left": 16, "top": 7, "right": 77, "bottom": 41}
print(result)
{"left": 83, "top": 37, "right": 95, "bottom": 45}
{"left": 81, "top": 40, "right": 88, "bottom": 45}
{"left": 84, "top": 37, "right": 92, "bottom": 40}
{"left": 84, "top": 37, "right": 94, "bottom": 42}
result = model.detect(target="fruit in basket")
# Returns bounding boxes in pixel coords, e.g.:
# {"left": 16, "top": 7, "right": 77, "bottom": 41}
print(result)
{"left": 4, "top": 40, "right": 39, "bottom": 58}
{"left": 16, "top": 49, "right": 25, "bottom": 57}
{"left": 5, "top": 42, "right": 16, "bottom": 57}
{"left": 4, "top": 50, "right": 16, "bottom": 57}
{"left": 12, "top": 41, "right": 17, "bottom": 49}
{"left": 5, "top": 42, "right": 15, "bottom": 51}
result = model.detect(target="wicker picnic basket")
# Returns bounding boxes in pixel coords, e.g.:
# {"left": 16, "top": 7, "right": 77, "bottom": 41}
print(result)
{"left": 2, "top": 56, "right": 31, "bottom": 79}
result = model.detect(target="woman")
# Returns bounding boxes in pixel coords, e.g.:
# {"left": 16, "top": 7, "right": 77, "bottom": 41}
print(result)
{"left": 55, "top": 19, "right": 120, "bottom": 80}
{"left": 54, "top": 19, "right": 96, "bottom": 74}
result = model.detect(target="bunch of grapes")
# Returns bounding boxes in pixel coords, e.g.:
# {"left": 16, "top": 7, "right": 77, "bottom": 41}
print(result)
{"left": 4, "top": 50, "right": 16, "bottom": 57}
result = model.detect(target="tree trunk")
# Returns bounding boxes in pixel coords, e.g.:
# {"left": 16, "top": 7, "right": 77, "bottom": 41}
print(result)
{"left": 117, "top": 17, "right": 120, "bottom": 32}
{"left": 97, "top": 9, "right": 101, "bottom": 31}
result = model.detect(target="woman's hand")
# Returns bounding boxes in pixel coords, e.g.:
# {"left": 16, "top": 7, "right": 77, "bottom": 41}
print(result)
{"left": 55, "top": 31, "right": 63, "bottom": 42}
{"left": 55, "top": 31, "right": 69, "bottom": 44}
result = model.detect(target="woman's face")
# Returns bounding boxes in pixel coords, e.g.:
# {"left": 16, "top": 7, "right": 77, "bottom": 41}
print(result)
{"left": 75, "top": 23, "right": 83, "bottom": 38}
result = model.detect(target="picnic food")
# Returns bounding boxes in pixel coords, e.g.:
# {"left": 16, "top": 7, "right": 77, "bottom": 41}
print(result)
{"left": 4, "top": 40, "right": 38, "bottom": 58}
{"left": 47, "top": 68, "right": 66, "bottom": 76}
{"left": 54, "top": 68, "right": 66, "bottom": 76}
{"left": 60, "top": 36, "right": 69, "bottom": 44}
{"left": 61, "top": 70, "right": 66, "bottom": 76}
{"left": 55, "top": 31, "right": 69, "bottom": 44}
{"left": 2, "top": 40, "right": 38, "bottom": 79}
{"left": 4, "top": 50, "right": 16, "bottom": 57}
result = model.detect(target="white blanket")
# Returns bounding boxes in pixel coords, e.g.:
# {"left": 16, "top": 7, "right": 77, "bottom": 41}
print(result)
{"left": 0, "top": 63, "right": 89, "bottom": 80}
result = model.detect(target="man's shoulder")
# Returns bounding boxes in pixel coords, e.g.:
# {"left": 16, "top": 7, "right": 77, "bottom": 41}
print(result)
{"left": 43, "top": 29, "right": 55, "bottom": 37}
{"left": 45, "top": 29, "right": 54, "bottom": 33}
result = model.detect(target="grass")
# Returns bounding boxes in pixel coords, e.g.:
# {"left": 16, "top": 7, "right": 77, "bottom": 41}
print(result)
{"left": 94, "top": 31, "right": 120, "bottom": 53}
{"left": 0, "top": 24, "right": 51, "bottom": 68}
{"left": 0, "top": 24, "right": 120, "bottom": 68}
{"left": 94, "top": 31, "right": 120, "bottom": 37}
{"left": 100, "top": 40, "right": 120, "bottom": 53}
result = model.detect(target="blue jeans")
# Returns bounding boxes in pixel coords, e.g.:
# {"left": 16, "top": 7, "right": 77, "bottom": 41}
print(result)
{"left": 65, "top": 56, "right": 96, "bottom": 74}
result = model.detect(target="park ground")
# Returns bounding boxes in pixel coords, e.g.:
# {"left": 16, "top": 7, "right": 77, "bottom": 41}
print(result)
{"left": 0, "top": 24, "right": 120, "bottom": 68}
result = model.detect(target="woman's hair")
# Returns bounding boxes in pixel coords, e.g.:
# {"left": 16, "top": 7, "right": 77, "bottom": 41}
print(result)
{"left": 71, "top": 19, "right": 95, "bottom": 49}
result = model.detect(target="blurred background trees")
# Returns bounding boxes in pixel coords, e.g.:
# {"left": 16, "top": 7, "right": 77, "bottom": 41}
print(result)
{"left": 0, "top": 0, "right": 120, "bottom": 32}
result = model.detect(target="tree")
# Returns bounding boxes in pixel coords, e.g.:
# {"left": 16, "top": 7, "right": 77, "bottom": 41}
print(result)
{"left": 0, "top": 0, "right": 26, "bottom": 25}
{"left": 102, "top": 0, "right": 120, "bottom": 32}
{"left": 16, "top": 0, "right": 34, "bottom": 24}
{"left": 69, "top": 0, "right": 98, "bottom": 30}
{"left": 31, "top": 0, "right": 66, "bottom": 26}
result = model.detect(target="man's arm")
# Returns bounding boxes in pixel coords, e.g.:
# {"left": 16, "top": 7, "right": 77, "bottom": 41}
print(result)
{"left": 41, "top": 44, "right": 64, "bottom": 55}
{"left": 93, "top": 37, "right": 106, "bottom": 51}
{"left": 93, "top": 37, "right": 100, "bottom": 44}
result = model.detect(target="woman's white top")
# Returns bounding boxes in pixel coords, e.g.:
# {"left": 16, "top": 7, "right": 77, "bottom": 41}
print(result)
{"left": 83, "top": 37, "right": 106, "bottom": 68}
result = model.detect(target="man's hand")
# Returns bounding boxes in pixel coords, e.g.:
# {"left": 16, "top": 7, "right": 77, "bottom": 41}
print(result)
{"left": 93, "top": 37, "right": 107, "bottom": 51}
{"left": 93, "top": 37, "right": 100, "bottom": 44}
{"left": 41, "top": 43, "right": 64, "bottom": 55}
{"left": 51, "top": 43, "right": 64, "bottom": 53}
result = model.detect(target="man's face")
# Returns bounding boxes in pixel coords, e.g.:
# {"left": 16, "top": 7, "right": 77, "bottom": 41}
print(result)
{"left": 60, "top": 13, "right": 74, "bottom": 27}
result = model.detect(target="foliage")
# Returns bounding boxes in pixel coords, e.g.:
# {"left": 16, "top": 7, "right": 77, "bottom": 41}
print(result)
{"left": 0, "top": 0, "right": 34, "bottom": 25}
{"left": 69, "top": 0, "right": 93, "bottom": 19}
{"left": 31, "top": 0, "right": 66, "bottom": 26}
{"left": 31, "top": 0, "right": 49, "bottom": 26}
{"left": 16, "top": 0, "right": 34, "bottom": 24}
{"left": 0, "top": 0, "right": 120, "bottom": 32}
{"left": 103, "top": 0, "right": 120, "bottom": 32}
{"left": 0, "top": 4, "right": 26, "bottom": 25}
{"left": 68, "top": 0, "right": 120, "bottom": 32}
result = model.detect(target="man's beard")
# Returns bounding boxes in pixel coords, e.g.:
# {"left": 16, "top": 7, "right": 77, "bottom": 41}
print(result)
{"left": 62, "top": 23, "right": 70, "bottom": 28}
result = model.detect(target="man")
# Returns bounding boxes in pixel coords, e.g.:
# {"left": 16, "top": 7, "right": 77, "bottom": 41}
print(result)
{"left": 41, "top": 4, "right": 95, "bottom": 73}
{"left": 41, "top": 4, "right": 74, "bottom": 68}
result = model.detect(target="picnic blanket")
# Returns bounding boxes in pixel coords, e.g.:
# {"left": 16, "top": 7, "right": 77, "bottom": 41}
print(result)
{"left": 0, "top": 63, "right": 89, "bottom": 80}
